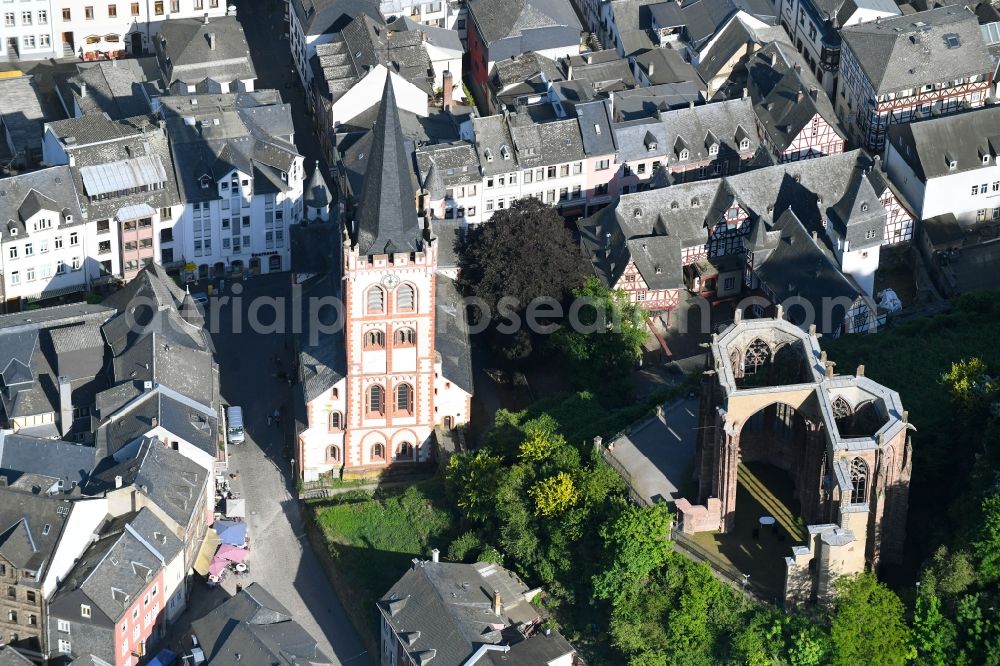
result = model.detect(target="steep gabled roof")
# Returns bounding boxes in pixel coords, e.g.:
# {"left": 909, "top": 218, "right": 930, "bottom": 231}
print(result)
{"left": 353, "top": 75, "right": 421, "bottom": 256}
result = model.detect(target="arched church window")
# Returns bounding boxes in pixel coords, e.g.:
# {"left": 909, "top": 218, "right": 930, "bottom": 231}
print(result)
{"left": 367, "top": 286, "right": 385, "bottom": 314}
{"left": 327, "top": 446, "right": 340, "bottom": 461}
{"left": 849, "top": 457, "right": 868, "bottom": 504}
{"left": 371, "top": 442, "right": 385, "bottom": 462}
{"left": 328, "top": 411, "right": 343, "bottom": 431}
{"left": 395, "top": 383, "right": 414, "bottom": 415}
{"left": 396, "top": 284, "right": 416, "bottom": 312}
{"left": 394, "top": 328, "right": 415, "bottom": 346}
{"left": 367, "top": 385, "right": 385, "bottom": 416}
{"left": 397, "top": 442, "right": 414, "bottom": 460}
{"left": 744, "top": 338, "right": 771, "bottom": 374}
{"left": 364, "top": 330, "right": 385, "bottom": 350}
{"left": 832, "top": 396, "right": 852, "bottom": 420}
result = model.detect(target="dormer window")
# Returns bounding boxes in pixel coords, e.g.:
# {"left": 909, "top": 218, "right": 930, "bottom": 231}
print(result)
{"left": 709, "top": 144, "right": 719, "bottom": 156}
{"left": 64, "top": 215, "right": 72, "bottom": 224}
{"left": 633, "top": 208, "right": 642, "bottom": 218}
{"left": 500, "top": 144, "right": 510, "bottom": 160}
{"left": 670, "top": 201, "right": 679, "bottom": 209}
{"left": 690, "top": 197, "right": 699, "bottom": 207}
{"left": 199, "top": 175, "right": 211, "bottom": 189}
{"left": 484, "top": 148, "right": 493, "bottom": 162}
{"left": 594, "top": 123, "right": 601, "bottom": 135}
{"left": 740, "top": 139, "right": 750, "bottom": 150}
{"left": 984, "top": 154, "right": 991, "bottom": 165}
{"left": 648, "top": 141, "right": 657, "bottom": 151}
{"left": 679, "top": 149, "right": 689, "bottom": 160}
{"left": 281, "top": 172, "right": 288, "bottom": 181}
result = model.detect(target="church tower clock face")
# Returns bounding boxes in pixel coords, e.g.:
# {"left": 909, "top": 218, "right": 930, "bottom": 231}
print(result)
{"left": 381, "top": 273, "right": 400, "bottom": 289}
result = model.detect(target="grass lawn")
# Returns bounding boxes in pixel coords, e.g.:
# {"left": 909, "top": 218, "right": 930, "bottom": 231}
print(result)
{"left": 305, "top": 480, "right": 457, "bottom": 643}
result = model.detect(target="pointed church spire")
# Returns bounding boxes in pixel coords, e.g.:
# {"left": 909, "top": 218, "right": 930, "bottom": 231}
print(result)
{"left": 354, "top": 73, "right": 421, "bottom": 256}
{"left": 304, "top": 159, "right": 332, "bottom": 213}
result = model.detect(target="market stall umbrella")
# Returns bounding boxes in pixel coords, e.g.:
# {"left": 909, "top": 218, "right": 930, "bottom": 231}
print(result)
{"left": 225, "top": 498, "right": 246, "bottom": 519}
{"left": 192, "top": 529, "right": 222, "bottom": 576}
{"left": 217, "top": 544, "right": 249, "bottom": 563}
{"left": 214, "top": 519, "right": 248, "bottom": 546}
{"left": 208, "top": 556, "right": 229, "bottom": 578}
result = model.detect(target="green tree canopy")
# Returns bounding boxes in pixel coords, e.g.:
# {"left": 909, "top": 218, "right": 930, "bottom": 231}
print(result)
{"left": 830, "top": 573, "right": 915, "bottom": 666}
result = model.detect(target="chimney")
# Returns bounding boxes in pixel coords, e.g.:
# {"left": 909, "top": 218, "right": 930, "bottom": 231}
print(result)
{"left": 442, "top": 70, "right": 454, "bottom": 111}
{"left": 809, "top": 86, "right": 818, "bottom": 101}
{"left": 648, "top": 62, "right": 654, "bottom": 77}
{"left": 80, "top": 82, "right": 87, "bottom": 98}
{"left": 58, "top": 376, "right": 73, "bottom": 437}
{"left": 742, "top": 87, "right": 748, "bottom": 99}
{"left": 770, "top": 52, "right": 777, "bottom": 68}
{"left": 796, "top": 89, "right": 804, "bottom": 103}
{"left": 688, "top": 100, "right": 695, "bottom": 110}
{"left": 420, "top": 30, "right": 427, "bottom": 42}
{"left": 208, "top": 32, "right": 216, "bottom": 50}
{"left": 811, "top": 230, "right": 818, "bottom": 241}
{"left": 825, "top": 363, "right": 834, "bottom": 379}
{"left": 492, "top": 590, "right": 501, "bottom": 616}
{"left": 431, "top": 548, "right": 440, "bottom": 563}
{"left": 115, "top": 475, "right": 123, "bottom": 489}
{"left": 857, "top": 364, "right": 865, "bottom": 377}
{"left": 873, "top": 154, "right": 882, "bottom": 171}
{"left": 203, "top": 12, "right": 209, "bottom": 24}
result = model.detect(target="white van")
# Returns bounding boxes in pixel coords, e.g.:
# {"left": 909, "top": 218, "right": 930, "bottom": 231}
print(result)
{"left": 227, "top": 406, "right": 245, "bottom": 444}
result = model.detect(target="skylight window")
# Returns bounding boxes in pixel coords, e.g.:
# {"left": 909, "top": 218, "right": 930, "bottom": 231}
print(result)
{"left": 944, "top": 33, "right": 960, "bottom": 49}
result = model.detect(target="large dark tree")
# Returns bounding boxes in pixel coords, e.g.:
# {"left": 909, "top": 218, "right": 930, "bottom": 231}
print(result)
{"left": 459, "top": 199, "right": 589, "bottom": 325}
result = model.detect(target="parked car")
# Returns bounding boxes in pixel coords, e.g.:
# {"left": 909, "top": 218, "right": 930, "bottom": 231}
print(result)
{"left": 227, "top": 406, "right": 245, "bottom": 444}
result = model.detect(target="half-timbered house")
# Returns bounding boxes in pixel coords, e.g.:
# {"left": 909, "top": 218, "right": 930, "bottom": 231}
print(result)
{"left": 577, "top": 150, "right": 896, "bottom": 334}
{"left": 836, "top": 7, "right": 993, "bottom": 152}
{"left": 747, "top": 42, "right": 847, "bottom": 163}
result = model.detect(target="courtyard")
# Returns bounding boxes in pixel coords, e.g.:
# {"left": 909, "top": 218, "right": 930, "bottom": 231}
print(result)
{"left": 684, "top": 462, "right": 808, "bottom": 599}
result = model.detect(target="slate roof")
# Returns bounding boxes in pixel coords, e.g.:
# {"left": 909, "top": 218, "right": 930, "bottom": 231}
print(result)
{"left": 0, "top": 76, "right": 46, "bottom": 158}
{"left": 414, "top": 142, "right": 482, "bottom": 188}
{"left": 611, "top": 82, "right": 705, "bottom": 121}
{"left": 55, "top": 114, "right": 181, "bottom": 222}
{"left": 160, "top": 92, "right": 299, "bottom": 204}
{"left": 576, "top": 100, "right": 618, "bottom": 156}
{"left": 96, "top": 383, "right": 217, "bottom": 459}
{"left": 634, "top": 47, "right": 702, "bottom": 86}
{"left": 297, "top": 273, "right": 345, "bottom": 402}
{"left": 291, "top": 0, "right": 382, "bottom": 36}
{"left": 101, "top": 264, "right": 209, "bottom": 355}
{"left": 0, "top": 306, "right": 113, "bottom": 421}
{"left": 887, "top": 105, "right": 1000, "bottom": 179}
{"left": 311, "top": 14, "right": 434, "bottom": 108}
{"left": 840, "top": 6, "right": 992, "bottom": 95}
{"left": 0, "top": 487, "right": 71, "bottom": 578}
{"left": 125, "top": 506, "right": 183, "bottom": 565}
{"left": 89, "top": 438, "right": 208, "bottom": 529}
{"left": 747, "top": 42, "right": 845, "bottom": 153}
{"left": 753, "top": 209, "right": 864, "bottom": 323}
{"left": 656, "top": 0, "right": 777, "bottom": 50}
{"left": 192, "top": 583, "right": 331, "bottom": 666}
{"left": 353, "top": 75, "right": 423, "bottom": 256}
{"left": 385, "top": 15, "right": 464, "bottom": 52}
{"left": 435, "top": 275, "right": 474, "bottom": 394}
{"left": 63, "top": 58, "right": 164, "bottom": 120}
{"left": 614, "top": 97, "right": 759, "bottom": 162}
{"left": 564, "top": 50, "right": 637, "bottom": 94}
{"left": 155, "top": 16, "right": 256, "bottom": 88}
{"left": 49, "top": 513, "right": 166, "bottom": 623}
{"left": 304, "top": 160, "right": 332, "bottom": 211}
{"left": 0, "top": 432, "right": 97, "bottom": 489}
{"left": 468, "top": 0, "right": 582, "bottom": 45}
{"left": 577, "top": 150, "right": 883, "bottom": 295}
{"left": 379, "top": 560, "right": 574, "bottom": 666}
{"left": 0, "top": 166, "right": 86, "bottom": 243}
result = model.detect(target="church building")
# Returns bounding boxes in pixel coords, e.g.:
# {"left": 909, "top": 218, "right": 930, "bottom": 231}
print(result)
{"left": 296, "top": 76, "right": 473, "bottom": 482}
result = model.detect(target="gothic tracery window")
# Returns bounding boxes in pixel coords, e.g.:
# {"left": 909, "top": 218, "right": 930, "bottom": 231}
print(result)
{"left": 743, "top": 338, "right": 771, "bottom": 374}
{"left": 832, "top": 396, "right": 852, "bottom": 420}
{"left": 394, "top": 327, "right": 415, "bottom": 346}
{"left": 849, "top": 457, "right": 868, "bottom": 504}
{"left": 364, "top": 329, "right": 385, "bottom": 350}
